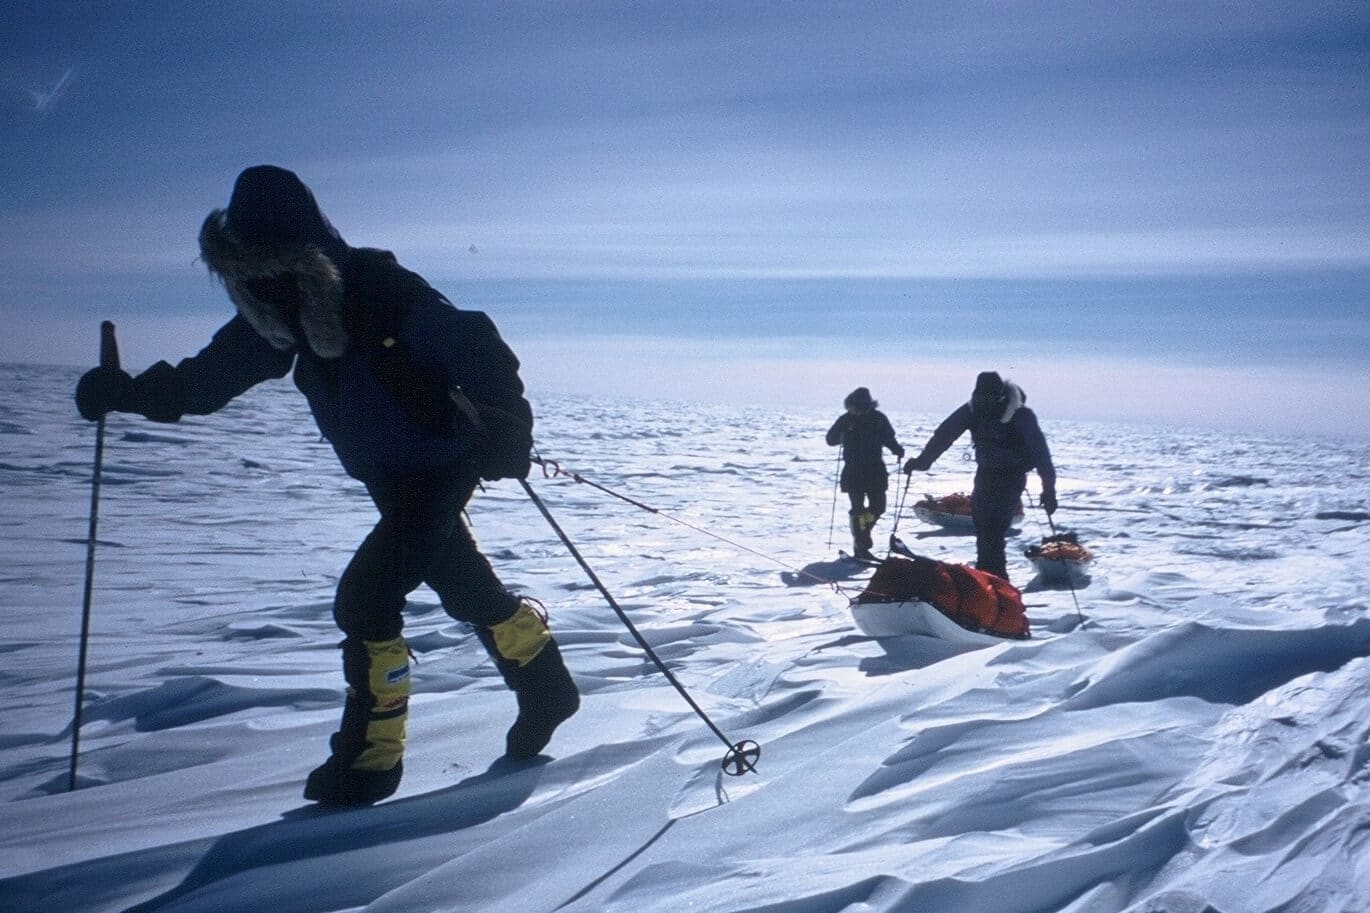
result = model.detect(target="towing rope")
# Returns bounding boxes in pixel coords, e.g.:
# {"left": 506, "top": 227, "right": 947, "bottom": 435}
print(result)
{"left": 533, "top": 455, "right": 862, "bottom": 594}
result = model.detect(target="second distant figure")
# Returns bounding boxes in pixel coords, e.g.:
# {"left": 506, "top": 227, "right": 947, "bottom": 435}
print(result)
{"left": 904, "top": 371, "right": 1057, "bottom": 581}
{"left": 827, "top": 387, "right": 904, "bottom": 561}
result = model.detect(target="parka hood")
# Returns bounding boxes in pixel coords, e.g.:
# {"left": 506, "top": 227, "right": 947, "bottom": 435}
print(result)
{"left": 198, "top": 166, "right": 351, "bottom": 359}
{"left": 968, "top": 374, "right": 1026, "bottom": 424}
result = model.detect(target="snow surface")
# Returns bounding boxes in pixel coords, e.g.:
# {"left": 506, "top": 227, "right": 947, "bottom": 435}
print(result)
{"left": 3, "top": 362, "right": 1369, "bottom": 913}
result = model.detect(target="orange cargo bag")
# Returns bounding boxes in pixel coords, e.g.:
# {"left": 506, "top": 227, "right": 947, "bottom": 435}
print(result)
{"left": 856, "top": 554, "right": 1030, "bottom": 639}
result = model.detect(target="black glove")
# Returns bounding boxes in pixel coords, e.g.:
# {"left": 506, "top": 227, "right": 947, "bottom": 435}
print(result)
{"left": 1041, "top": 490, "right": 1058, "bottom": 515}
{"left": 75, "top": 366, "right": 133, "bottom": 421}
{"left": 903, "top": 456, "right": 931, "bottom": 474}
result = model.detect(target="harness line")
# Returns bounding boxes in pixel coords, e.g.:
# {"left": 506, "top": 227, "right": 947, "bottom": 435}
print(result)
{"left": 530, "top": 453, "right": 1062, "bottom": 647}
{"left": 533, "top": 455, "right": 862, "bottom": 595}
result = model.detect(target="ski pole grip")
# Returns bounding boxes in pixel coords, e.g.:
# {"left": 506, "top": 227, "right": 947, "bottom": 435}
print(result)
{"left": 99, "top": 321, "right": 120, "bottom": 371}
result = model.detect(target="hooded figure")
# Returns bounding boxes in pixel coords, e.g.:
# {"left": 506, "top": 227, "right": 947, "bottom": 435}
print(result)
{"left": 826, "top": 387, "right": 905, "bottom": 560}
{"left": 199, "top": 166, "right": 351, "bottom": 358}
{"left": 75, "top": 165, "right": 579, "bottom": 806}
{"left": 903, "top": 371, "right": 1057, "bottom": 580}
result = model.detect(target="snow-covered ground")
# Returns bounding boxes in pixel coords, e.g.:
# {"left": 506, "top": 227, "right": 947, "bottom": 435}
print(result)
{"left": 3, "top": 362, "right": 1368, "bottom": 913}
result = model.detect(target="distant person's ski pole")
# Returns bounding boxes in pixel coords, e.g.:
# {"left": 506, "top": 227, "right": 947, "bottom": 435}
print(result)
{"left": 70, "top": 321, "right": 118, "bottom": 791}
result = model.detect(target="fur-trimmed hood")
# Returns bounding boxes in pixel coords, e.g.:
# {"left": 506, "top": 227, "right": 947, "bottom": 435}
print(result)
{"left": 197, "top": 166, "right": 350, "bottom": 359}
{"left": 967, "top": 378, "right": 1026, "bottom": 424}
{"left": 998, "top": 380, "right": 1025, "bottom": 423}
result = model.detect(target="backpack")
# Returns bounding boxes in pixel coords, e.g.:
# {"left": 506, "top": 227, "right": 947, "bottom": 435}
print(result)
{"left": 439, "top": 310, "right": 534, "bottom": 482}
{"left": 345, "top": 249, "right": 534, "bottom": 481}
{"left": 366, "top": 315, "right": 533, "bottom": 482}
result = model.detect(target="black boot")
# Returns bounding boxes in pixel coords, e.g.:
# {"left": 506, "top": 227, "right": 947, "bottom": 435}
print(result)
{"left": 477, "top": 603, "right": 580, "bottom": 759}
{"left": 850, "top": 512, "right": 876, "bottom": 561}
{"left": 504, "top": 638, "right": 580, "bottom": 759}
{"left": 304, "top": 739, "right": 404, "bottom": 806}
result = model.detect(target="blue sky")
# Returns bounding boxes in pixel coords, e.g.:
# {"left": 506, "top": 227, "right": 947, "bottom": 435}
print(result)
{"left": 2, "top": 2, "right": 1367, "bottom": 438}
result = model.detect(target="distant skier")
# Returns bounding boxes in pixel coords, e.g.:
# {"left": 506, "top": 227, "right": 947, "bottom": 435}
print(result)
{"left": 904, "top": 371, "right": 1057, "bottom": 581}
{"left": 826, "top": 387, "right": 904, "bottom": 561}
{"left": 74, "top": 165, "right": 579, "bottom": 806}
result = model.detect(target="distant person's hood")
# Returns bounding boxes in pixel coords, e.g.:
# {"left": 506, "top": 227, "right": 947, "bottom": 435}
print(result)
{"left": 969, "top": 372, "right": 1026, "bottom": 424}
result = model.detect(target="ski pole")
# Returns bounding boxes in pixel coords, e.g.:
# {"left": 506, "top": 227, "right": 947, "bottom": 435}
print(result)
{"left": 70, "top": 320, "right": 118, "bottom": 791}
{"left": 887, "top": 463, "right": 913, "bottom": 549}
{"left": 826, "top": 438, "right": 842, "bottom": 550}
{"left": 519, "top": 478, "right": 759, "bottom": 776}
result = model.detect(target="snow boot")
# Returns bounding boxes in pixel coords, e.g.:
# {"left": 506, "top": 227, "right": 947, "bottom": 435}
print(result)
{"left": 850, "top": 511, "right": 877, "bottom": 561}
{"left": 478, "top": 600, "right": 580, "bottom": 759}
{"left": 304, "top": 636, "right": 410, "bottom": 806}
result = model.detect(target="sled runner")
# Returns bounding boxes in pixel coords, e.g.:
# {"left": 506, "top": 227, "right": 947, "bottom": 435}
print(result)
{"left": 850, "top": 552, "right": 1031, "bottom": 644}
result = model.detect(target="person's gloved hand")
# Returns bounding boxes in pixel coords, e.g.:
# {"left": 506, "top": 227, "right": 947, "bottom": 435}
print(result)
{"left": 75, "top": 366, "right": 133, "bottom": 421}
{"left": 903, "top": 456, "right": 931, "bottom": 474}
{"left": 1041, "top": 490, "right": 1058, "bottom": 516}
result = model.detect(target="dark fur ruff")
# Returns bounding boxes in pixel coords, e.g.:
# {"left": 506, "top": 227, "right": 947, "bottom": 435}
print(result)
{"left": 198, "top": 209, "right": 349, "bottom": 359}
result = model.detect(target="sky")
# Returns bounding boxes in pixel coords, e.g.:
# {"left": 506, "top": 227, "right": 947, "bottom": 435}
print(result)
{"left": 1, "top": 1, "right": 1367, "bottom": 438}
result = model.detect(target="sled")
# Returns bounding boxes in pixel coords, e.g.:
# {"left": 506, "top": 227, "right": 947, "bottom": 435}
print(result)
{"left": 1024, "top": 533, "right": 1093, "bottom": 585}
{"left": 851, "top": 551, "right": 1030, "bottom": 643}
{"left": 912, "top": 492, "right": 1023, "bottom": 531}
{"left": 850, "top": 598, "right": 1017, "bottom": 645}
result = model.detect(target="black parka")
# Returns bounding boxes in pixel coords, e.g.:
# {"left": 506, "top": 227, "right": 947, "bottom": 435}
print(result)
{"left": 912, "top": 383, "right": 1056, "bottom": 496}
{"left": 826, "top": 409, "right": 904, "bottom": 492}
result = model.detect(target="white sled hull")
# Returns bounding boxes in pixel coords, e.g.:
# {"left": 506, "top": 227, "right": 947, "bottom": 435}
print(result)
{"left": 850, "top": 600, "right": 1014, "bottom": 646}
{"left": 912, "top": 505, "right": 1021, "bottom": 535}
{"left": 912, "top": 505, "right": 975, "bottom": 529}
{"left": 1029, "top": 557, "right": 1092, "bottom": 584}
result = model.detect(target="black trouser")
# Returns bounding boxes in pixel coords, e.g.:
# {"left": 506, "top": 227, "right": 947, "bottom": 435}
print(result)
{"left": 334, "top": 462, "right": 520, "bottom": 642}
{"left": 971, "top": 468, "right": 1026, "bottom": 579}
{"left": 847, "top": 487, "right": 888, "bottom": 520}
{"left": 315, "top": 462, "right": 577, "bottom": 783}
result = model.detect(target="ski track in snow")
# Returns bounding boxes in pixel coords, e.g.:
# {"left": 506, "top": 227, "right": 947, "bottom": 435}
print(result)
{"left": 2, "top": 363, "right": 1370, "bottom": 913}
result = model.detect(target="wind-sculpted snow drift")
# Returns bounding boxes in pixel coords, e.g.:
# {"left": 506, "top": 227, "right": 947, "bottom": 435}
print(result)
{"left": 2, "top": 364, "right": 1368, "bottom": 913}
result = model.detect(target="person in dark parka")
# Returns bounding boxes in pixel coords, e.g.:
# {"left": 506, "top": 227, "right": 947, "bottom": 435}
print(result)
{"left": 75, "top": 165, "right": 579, "bottom": 806}
{"left": 826, "top": 387, "right": 905, "bottom": 560}
{"left": 903, "top": 371, "right": 1057, "bottom": 581}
